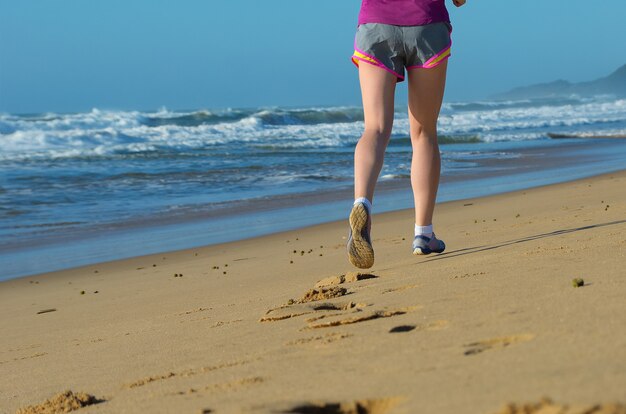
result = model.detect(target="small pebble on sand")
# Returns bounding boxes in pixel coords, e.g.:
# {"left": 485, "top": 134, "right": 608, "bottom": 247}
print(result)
{"left": 572, "top": 278, "right": 585, "bottom": 287}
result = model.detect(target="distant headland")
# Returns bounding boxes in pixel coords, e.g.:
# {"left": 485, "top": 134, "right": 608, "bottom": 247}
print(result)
{"left": 492, "top": 64, "right": 626, "bottom": 100}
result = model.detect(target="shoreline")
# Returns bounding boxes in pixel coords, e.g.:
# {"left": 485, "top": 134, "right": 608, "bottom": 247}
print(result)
{"left": 3, "top": 137, "right": 626, "bottom": 281}
{"left": 4, "top": 168, "right": 626, "bottom": 284}
{"left": 2, "top": 170, "right": 625, "bottom": 413}
{"left": 3, "top": 94, "right": 626, "bottom": 282}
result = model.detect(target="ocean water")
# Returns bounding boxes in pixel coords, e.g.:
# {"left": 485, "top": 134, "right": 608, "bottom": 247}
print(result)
{"left": 1, "top": 96, "right": 626, "bottom": 279}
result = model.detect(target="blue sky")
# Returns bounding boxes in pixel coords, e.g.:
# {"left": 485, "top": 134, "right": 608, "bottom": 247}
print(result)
{"left": 1, "top": 0, "right": 624, "bottom": 113}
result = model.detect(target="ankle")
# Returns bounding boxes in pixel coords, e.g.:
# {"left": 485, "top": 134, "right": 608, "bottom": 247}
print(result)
{"left": 415, "top": 223, "right": 433, "bottom": 238}
{"left": 354, "top": 197, "right": 372, "bottom": 213}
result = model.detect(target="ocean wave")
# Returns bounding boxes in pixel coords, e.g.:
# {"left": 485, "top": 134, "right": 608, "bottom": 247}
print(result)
{"left": 141, "top": 106, "right": 366, "bottom": 127}
{"left": 436, "top": 99, "right": 626, "bottom": 138}
{"left": 142, "top": 108, "right": 251, "bottom": 127}
{"left": 442, "top": 96, "right": 602, "bottom": 112}
{"left": 1, "top": 98, "right": 625, "bottom": 161}
{"left": 253, "top": 107, "right": 364, "bottom": 125}
{"left": 0, "top": 117, "right": 363, "bottom": 160}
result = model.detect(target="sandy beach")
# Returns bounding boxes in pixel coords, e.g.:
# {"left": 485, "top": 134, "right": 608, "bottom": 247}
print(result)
{"left": 2, "top": 170, "right": 625, "bottom": 414}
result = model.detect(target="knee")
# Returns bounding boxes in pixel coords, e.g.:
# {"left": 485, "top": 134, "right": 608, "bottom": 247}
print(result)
{"left": 410, "top": 122, "right": 437, "bottom": 143}
{"left": 363, "top": 125, "right": 393, "bottom": 142}
{"left": 360, "top": 126, "right": 392, "bottom": 152}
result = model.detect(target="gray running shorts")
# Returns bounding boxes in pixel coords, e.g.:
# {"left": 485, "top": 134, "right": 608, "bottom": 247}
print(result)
{"left": 352, "top": 22, "right": 452, "bottom": 82}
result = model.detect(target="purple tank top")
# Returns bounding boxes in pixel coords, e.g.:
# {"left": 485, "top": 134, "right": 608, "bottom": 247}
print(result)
{"left": 358, "top": 0, "right": 450, "bottom": 26}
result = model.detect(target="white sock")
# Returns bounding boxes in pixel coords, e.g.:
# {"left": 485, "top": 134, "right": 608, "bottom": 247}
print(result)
{"left": 415, "top": 224, "right": 433, "bottom": 238}
{"left": 354, "top": 197, "right": 372, "bottom": 213}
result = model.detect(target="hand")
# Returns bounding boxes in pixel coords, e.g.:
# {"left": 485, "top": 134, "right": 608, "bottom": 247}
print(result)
{"left": 452, "top": 0, "right": 466, "bottom": 7}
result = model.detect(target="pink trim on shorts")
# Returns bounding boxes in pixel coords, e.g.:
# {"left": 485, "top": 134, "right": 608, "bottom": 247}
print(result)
{"left": 407, "top": 25, "right": 453, "bottom": 70}
{"left": 352, "top": 46, "right": 405, "bottom": 82}
{"left": 406, "top": 42, "right": 452, "bottom": 70}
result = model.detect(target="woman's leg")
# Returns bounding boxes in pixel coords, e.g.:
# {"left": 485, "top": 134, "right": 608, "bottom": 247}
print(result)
{"left": 348, "top": 62, "right": 397, "bottom": 268}
{"left": 407, "top": 61, "right": 448, "bottom": 228}
{"left": 354, "top": 63, "right": 398, "bottom": 202}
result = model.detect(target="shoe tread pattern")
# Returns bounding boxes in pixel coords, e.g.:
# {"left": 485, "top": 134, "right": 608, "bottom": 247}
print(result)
{"left": 347, "top": 203, "right": 374, "bottom": 269}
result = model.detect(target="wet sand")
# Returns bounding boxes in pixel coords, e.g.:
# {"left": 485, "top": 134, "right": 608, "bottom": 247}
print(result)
{"left": 1, "top": 171, "right": 625, "bottom": 413}
{"left": 5, "top": 136, "right": 626, "bottom": 281}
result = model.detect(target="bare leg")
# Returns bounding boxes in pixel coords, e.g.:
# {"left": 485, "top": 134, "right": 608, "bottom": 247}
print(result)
{"left": 348, "top": 63, "right": 397, "bottom": 268}
{"left": 407, "top": 61, "right": 448, "bottom": 226}
{"left": 354, "top": 63, "right": 397, "bottom": 202}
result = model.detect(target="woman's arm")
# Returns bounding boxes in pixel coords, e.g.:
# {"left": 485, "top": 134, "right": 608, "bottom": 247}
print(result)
{"left": 452, "top": 0, "right": 466, "bottom": 7}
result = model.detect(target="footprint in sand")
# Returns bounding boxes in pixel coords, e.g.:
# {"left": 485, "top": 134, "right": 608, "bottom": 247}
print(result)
{"left": 299, "top": 286, "right": 349, "bottom": 302}
{"left": 314, "top": 272, "right": 377, "bottom": 288}
{"left": 306, "top": 306, "right": 421, "bottom": 329}
{"left": 16, "top": 391, "right": 105, "bottom": 414}
{"left": 260, "top": 284, "right": 354, "bottom": 322}
{"left": 282, "top": 397, "right": 401, "bottom": 414}
{"left": 260, "top": 301, "right": 366, "bottom": 322}
{"left": 463, "top": 334, "right": 535, "bottom": 356}
{"left": 261, "top": 302, "right": 418, "bottom": 329}
{"left": 261, "top": 273, "right": 419, "bottom": 330}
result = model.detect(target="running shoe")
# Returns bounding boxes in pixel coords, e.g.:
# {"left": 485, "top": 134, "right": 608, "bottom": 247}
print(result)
{"left": 347, "top": 202, "right": 374, "bottom": 268}
{"left": 412, "top": 233, "right": 446, "bottom": 255}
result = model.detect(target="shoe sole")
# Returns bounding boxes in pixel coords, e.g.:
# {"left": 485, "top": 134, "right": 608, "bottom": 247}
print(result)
{"left": 412, "top": 245, "right": 445, "bottom": 256}
{"left": 347, "top": 203, "right": 374, "bottom": 269}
